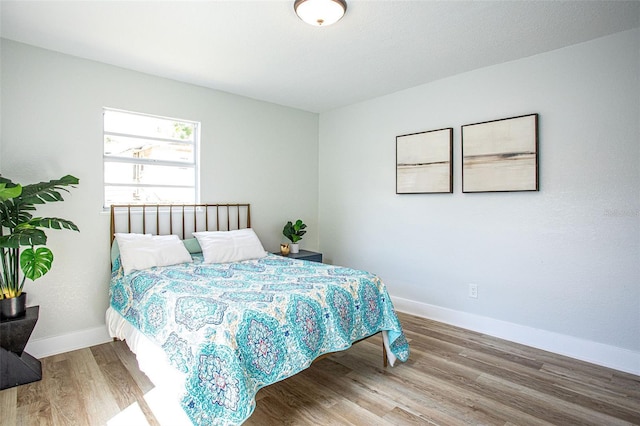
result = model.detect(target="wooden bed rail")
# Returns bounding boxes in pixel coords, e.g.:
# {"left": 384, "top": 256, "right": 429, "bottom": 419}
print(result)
{"left": 110, "top": 203, "right": 251, "bottom": 243}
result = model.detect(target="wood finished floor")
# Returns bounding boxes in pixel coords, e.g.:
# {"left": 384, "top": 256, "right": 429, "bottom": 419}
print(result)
{"left": 1, "top": 312, "right": 639, "bottom": 425}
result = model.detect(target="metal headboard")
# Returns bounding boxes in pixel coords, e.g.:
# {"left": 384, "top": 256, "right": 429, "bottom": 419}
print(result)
{"left": 110, "top": 203, "right": 251, "bottom": 243}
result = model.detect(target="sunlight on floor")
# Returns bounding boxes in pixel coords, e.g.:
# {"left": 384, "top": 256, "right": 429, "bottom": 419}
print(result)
{"left": 107, "top": 387, "right": 192, "bottom": 426}
{"left": 107, "top": 401, "right": 150, "bottom": 426}
{"left": 144, "top": 387, "right": 193, "bottom": 425}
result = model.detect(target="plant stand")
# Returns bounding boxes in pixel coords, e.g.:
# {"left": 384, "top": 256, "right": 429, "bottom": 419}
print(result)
{"left": 0, "top": 306, "right": 42, "bottom": 390}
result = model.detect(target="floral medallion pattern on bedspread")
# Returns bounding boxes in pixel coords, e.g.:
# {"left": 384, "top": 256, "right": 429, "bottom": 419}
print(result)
{"left": 109, "top": 253, "right": 409, "bottom": 425}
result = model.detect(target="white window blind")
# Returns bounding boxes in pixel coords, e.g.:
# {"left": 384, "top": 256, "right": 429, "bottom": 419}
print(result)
{"left": 103, "top": 108, "right": 200, "bottom": 207}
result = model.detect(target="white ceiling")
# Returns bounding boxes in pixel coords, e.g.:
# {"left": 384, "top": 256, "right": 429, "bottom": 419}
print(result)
{"left": 1, "top": 1, "right": 639, "bottom": 113}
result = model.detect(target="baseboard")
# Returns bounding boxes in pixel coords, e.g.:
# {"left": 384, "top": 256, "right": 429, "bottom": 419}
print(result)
{"left": 24, "top": 326, "right": 112, "bottom": 359}
{"left": 392, "top": 296, "right": 640, "bottom": 376}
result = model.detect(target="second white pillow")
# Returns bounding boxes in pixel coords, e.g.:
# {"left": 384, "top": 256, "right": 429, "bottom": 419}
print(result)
{"left": 193, "top": 228, "right": 267, "bottom": 264}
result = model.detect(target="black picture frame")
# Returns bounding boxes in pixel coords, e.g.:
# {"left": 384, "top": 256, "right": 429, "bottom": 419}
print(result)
{"left": 462, "top": 114, "right": 539, "bottom": 193}
{"left": 396, "top": 127, "right": 453, "bottom": 194}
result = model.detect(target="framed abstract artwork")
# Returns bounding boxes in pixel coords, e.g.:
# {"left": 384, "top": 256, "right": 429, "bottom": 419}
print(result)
{"left": 396, "top": 128, "right": 453, "bottom": 194}
{"left": 462, "top": 114, "right": 538, "bottom": 193}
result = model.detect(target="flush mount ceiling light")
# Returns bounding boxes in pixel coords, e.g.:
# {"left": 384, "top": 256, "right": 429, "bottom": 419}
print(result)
{"left": 294, "top": 0, "right": 347, "bottom": 27}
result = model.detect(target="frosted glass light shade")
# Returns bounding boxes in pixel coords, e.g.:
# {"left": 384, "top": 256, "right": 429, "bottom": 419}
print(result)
{"left": 294, "top": 0, "right": 347, "bottom": 27}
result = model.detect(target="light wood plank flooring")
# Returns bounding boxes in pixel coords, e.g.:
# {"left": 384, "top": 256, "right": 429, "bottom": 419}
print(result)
{"left": 1, "top": 312, "right": 638, "bottom": 425}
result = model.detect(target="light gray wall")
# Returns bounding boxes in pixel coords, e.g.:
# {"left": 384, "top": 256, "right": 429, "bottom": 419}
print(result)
{"left": 0, "top": 39, "right": 319, "bottom": 341}
{"left": 2, "top": 29, "right": 638, "bottom": 370}
{"left": 318, "top": 29, "right": 639, "bottom": 354}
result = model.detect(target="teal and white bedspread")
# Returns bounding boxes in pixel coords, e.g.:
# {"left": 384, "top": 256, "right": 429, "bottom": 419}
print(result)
{"left": 109, "top": 253, "right": 409, "bottom": 425}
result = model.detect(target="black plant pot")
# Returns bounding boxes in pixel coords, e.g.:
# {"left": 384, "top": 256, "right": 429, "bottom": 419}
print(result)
{"left": 0, "top": 293, "right": 27, "bottom": 320}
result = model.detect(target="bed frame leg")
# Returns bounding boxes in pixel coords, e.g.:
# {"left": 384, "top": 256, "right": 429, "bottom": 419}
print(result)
{"left": 383, "top": 342, "right": 388, "bottom": 367}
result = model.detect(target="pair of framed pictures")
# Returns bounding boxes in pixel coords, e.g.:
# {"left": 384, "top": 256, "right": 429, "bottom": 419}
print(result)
{"left": 396, "top": 113, "right": 538, "bottom": 194}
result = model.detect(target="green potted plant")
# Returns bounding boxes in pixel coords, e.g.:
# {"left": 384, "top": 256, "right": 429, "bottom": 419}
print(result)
{"left": 282, "top": 219, "right": 306, "bottom": 254}
{"left": 0, "top": 175, "right": 79, "bottom": 319}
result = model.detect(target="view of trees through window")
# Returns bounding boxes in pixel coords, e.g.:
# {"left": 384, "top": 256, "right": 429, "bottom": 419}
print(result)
{"left": 103, "top": 108, "right": 199, "bottom": 207}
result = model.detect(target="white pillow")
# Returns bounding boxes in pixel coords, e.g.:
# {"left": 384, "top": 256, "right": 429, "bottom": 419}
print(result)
{"left": 193, "top": 228, "right": 267, "bottom": 264}
{"left": 115, "top": 234, "right": 193, "bottom": 274}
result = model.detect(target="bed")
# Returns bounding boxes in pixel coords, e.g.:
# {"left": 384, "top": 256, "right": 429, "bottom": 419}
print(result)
{"left": 106, "top": 204, "right": 409, "bottom": 425}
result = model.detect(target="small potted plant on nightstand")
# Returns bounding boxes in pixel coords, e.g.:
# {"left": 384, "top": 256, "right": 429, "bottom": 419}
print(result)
{"left": 283, "top": 219, "right": 306, "bottom": 254}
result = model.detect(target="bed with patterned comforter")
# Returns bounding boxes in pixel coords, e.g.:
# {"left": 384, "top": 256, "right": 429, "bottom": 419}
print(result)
{"left": 109, "top": 252, "right": 409, "bottom": 425}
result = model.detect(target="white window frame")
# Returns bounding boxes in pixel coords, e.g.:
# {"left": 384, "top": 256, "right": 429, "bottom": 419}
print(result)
{"left": 103, "top": 108, "right": 200, "bottom": 208}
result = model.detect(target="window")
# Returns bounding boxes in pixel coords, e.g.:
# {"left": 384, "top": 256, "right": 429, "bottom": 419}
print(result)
{"left": 103, "top": 108, "right": 199, "bottom": 207}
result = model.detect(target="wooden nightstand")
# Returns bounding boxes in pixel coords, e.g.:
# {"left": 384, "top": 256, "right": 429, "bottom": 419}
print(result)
{"left": 274, "top": 249, "right": 323, "bottom": 263}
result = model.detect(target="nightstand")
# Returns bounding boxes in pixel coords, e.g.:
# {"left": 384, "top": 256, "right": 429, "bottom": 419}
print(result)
{"left": 0, "top": 306, "right": 42, "bottom": 390}
{"left": 274, "top": 249, "right": 323, "bottom": 263}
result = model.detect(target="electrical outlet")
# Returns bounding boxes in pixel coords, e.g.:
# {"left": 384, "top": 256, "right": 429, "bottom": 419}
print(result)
{"left": 469, "top": 284, "right": 478, "bottom": 298}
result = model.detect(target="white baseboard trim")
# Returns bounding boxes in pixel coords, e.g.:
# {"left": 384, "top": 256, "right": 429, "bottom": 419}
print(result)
{"left": 392, "top": 296, "right": 640, "bottom": 376}
{"left": 24, "top": 325, "right": 112, "bottom": 359}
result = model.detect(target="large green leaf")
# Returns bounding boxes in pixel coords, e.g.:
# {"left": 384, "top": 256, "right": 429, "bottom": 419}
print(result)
{"left": 20, "top": 247, "right": 54, "bottom": 281}
{"left": 18, "top": 175, "right": 79, "bottom": 206}
{"left": 0, "top": 179, "right": 26, "bottom": 227}
{"left": 0, "top": 218, "right": 78, "bottom": 248}
{"left": 0, "top": 228, "right": 47, "bottom": 248}
{"left": 0, "top": 203, "right": 33, "bottom": 229}
{"left": 29, "top": 217, "right": 79, "bottom": 232}
{"left": 1, "top": 189, "right": 32, "bottom": 228}
{"left": 0, "top": 184, "right": 22, "bottom": 202}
